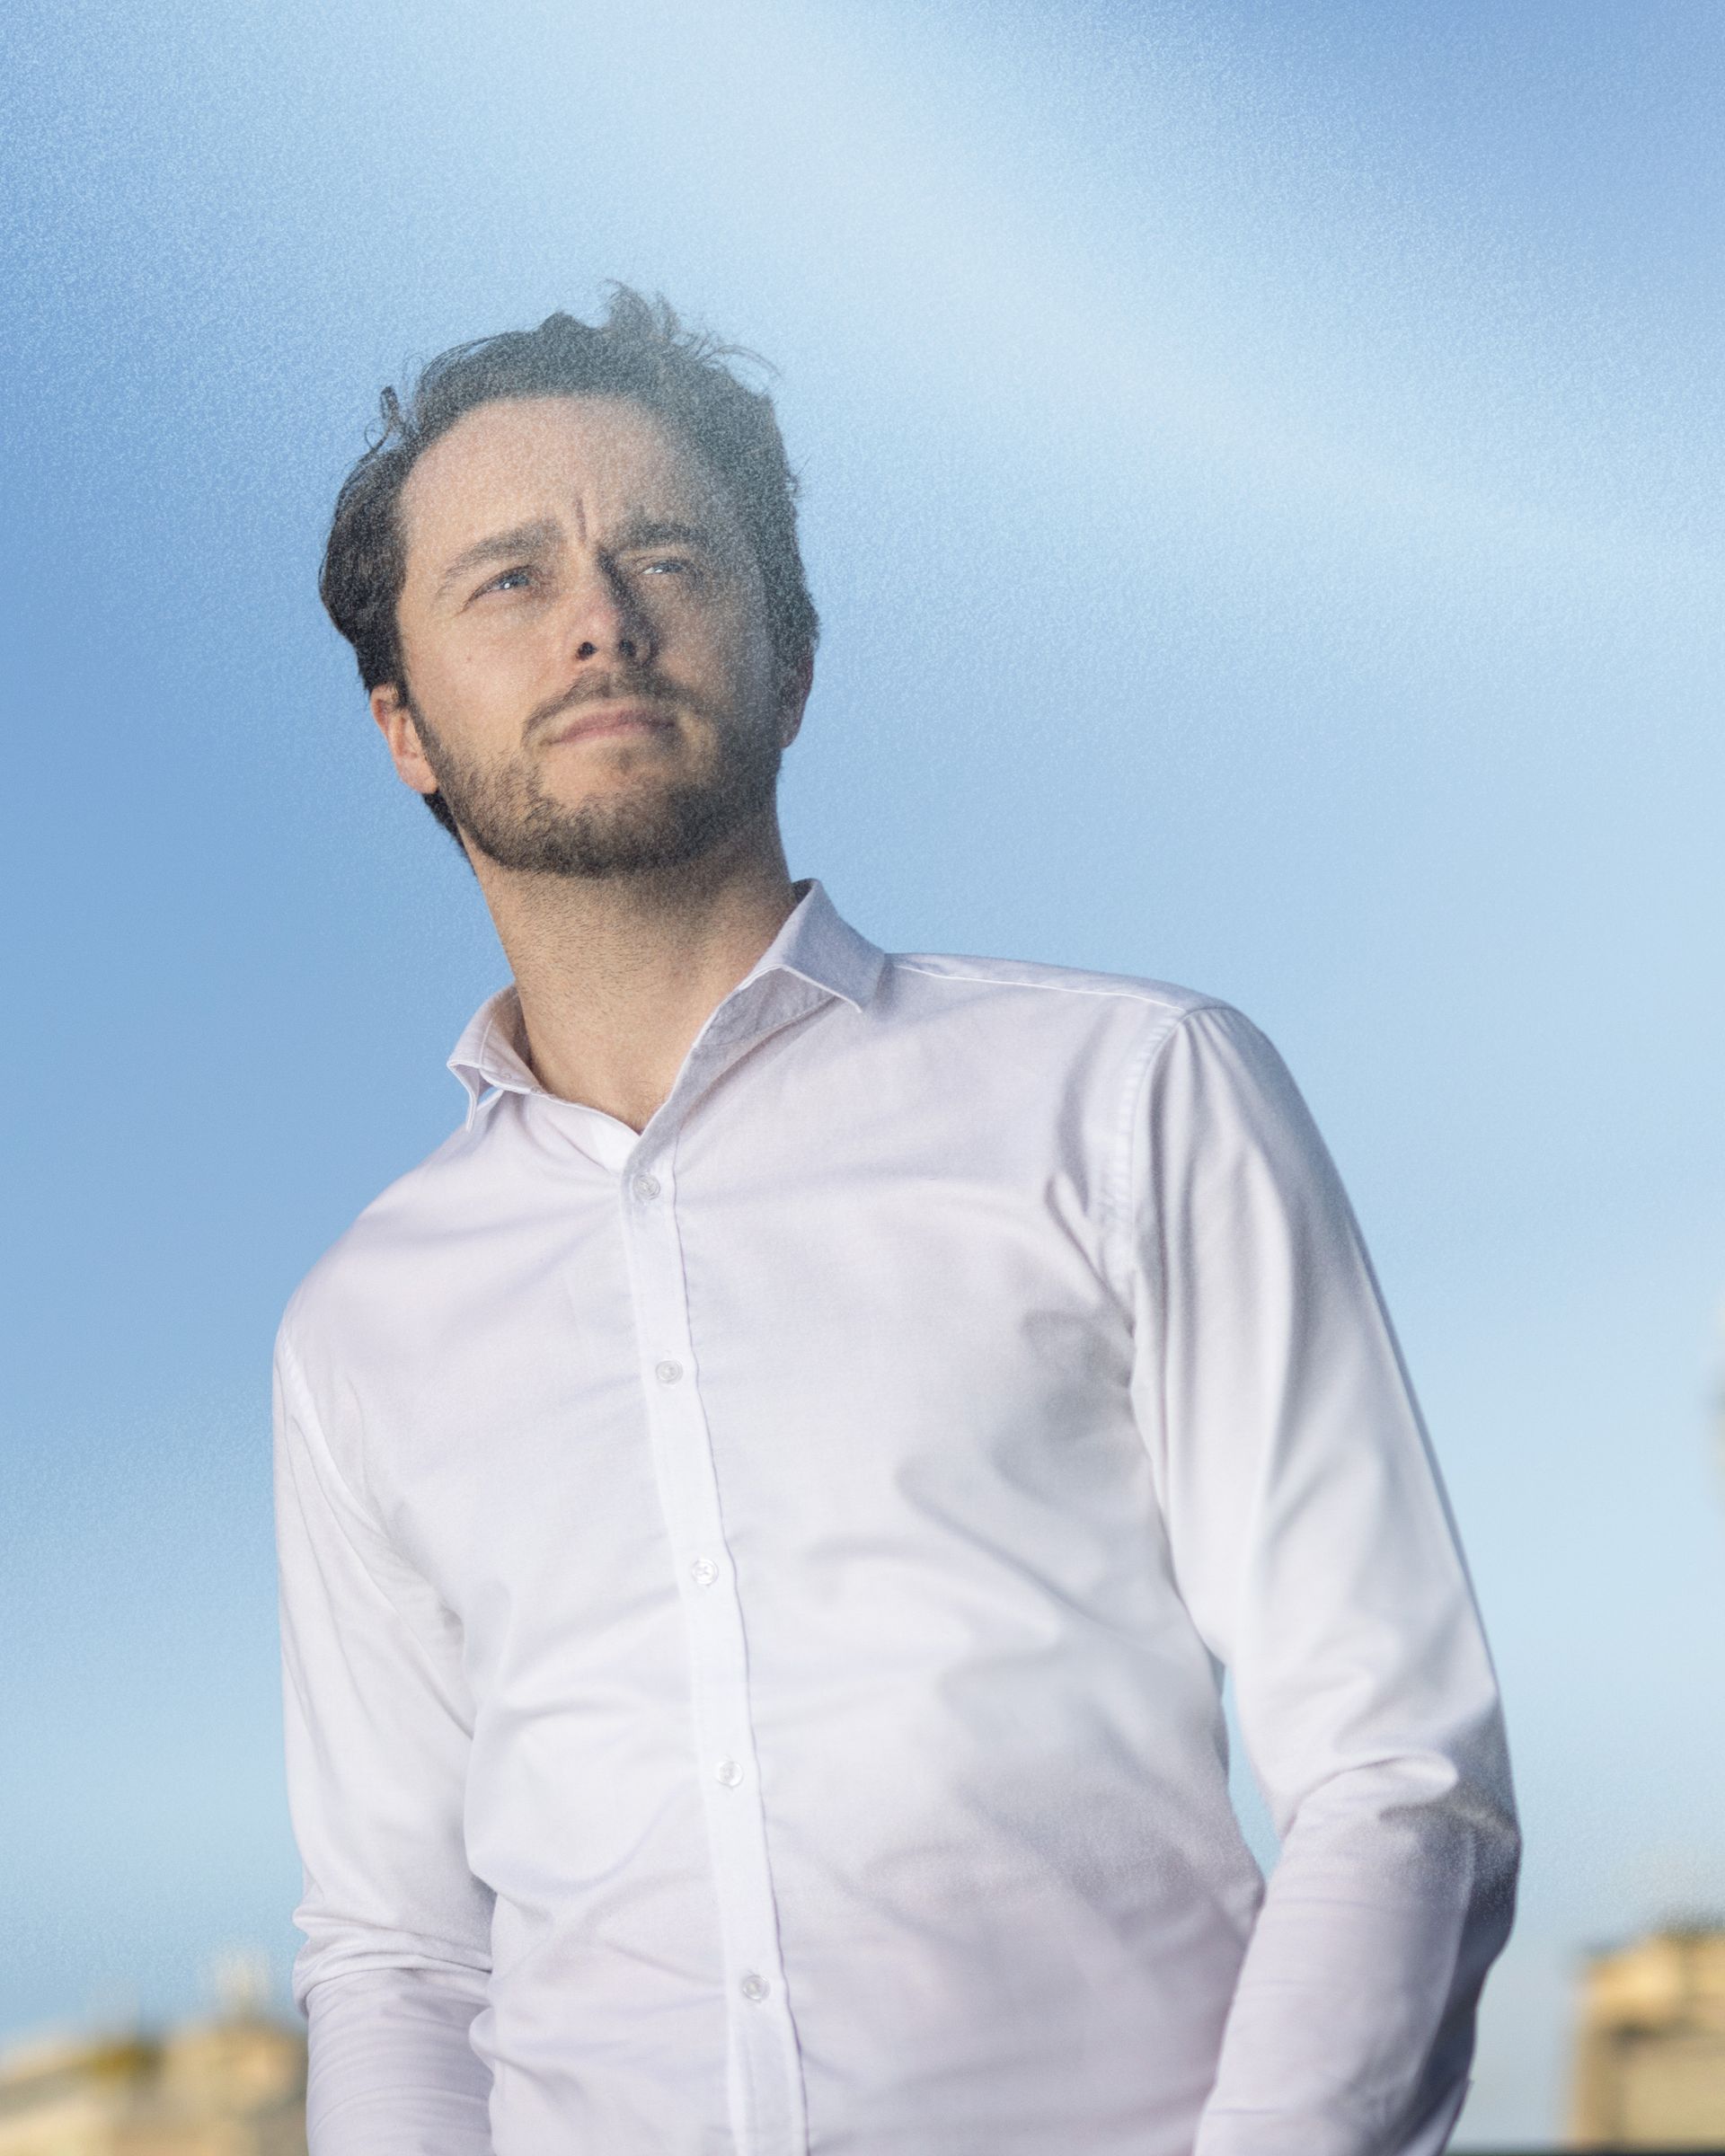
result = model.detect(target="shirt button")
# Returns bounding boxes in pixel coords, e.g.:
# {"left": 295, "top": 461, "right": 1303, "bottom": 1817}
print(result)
{"left": 631, "top": 1172, "right": 660, "bottom": 1201}
{"left": 739, "top": 1972, "right": 769, "bottom": 2003}
{"left": 714, "top": 1757, "right": 744, "bottom": 1787}
{"left": 655, "top": 1359, "right": 684, "bottom": 1385}
{"left": 689, "top": 1558, "right": 720, "bottom": 1587}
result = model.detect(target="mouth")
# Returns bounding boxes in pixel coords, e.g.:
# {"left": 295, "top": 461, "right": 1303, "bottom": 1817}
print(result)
{"left": 544, "top": 701, "right": 677, "bottom": 747}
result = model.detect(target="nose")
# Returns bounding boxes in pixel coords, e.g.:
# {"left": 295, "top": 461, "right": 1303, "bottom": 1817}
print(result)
{"left": 566, "top": 559, "right": 655, "bottom": 667}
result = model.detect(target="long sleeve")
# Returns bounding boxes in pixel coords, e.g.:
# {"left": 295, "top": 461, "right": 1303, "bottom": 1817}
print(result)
{"left": 1128, "top": 1004, "right": 1519, "bottom": 2156}
{"left": 273, "top": 1320, "right": 496, "bottom": 2155}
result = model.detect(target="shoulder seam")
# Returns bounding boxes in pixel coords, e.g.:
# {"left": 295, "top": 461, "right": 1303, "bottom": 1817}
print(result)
{"left": 1105, "top": 1003, "right": 1239, "bottom": 1493}
{"left": 890, "top": 954, "right": 1220, "bottom": 1017}
{"left": 275, "top": 1312, "right": 380, "bottom": 1528}
{"left": 1106, "top": 1000, "right": 1189, "bottom": 1244}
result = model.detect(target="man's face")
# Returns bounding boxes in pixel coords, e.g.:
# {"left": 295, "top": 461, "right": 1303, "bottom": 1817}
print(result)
{"left": 373, "top": 393, "right": 808, "bottom": 878}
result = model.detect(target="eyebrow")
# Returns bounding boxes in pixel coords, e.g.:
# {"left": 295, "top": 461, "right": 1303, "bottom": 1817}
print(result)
{"left": 433, "top": 518, "right": 562, "bottom": 600}
{"left": 608, "top": 517, "right": 721, "bottom": 554}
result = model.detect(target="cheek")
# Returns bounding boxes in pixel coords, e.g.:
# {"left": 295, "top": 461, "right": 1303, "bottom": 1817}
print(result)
{"left": 411, "top": 620, "right": 554, "bottom": 724}
{"left": 703, "top": 606, "right": 780, "bottom": 694}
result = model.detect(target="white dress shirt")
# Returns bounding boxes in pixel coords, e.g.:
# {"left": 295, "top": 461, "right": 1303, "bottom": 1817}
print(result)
{"left": 274, "top": 879, "right": 1517, "bottom": 2156}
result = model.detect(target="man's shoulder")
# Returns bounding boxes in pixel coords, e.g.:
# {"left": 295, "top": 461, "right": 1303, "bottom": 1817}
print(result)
{"left": 883, "top": 946, "right": 1229, "bottom": 1034}
{"left": 275, "top": 1116, "right": 484, "bottom": 1370}
{"left": 861, "top": 951, "right": 1261, "bottom": 1129}
{"left": 871, "top": 950, "right": 1288, "bottom": 1127}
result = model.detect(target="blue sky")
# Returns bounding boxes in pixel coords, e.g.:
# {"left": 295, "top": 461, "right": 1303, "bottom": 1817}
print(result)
{"left": 3, "top": 1, "right": 1721, "bottom": 2140}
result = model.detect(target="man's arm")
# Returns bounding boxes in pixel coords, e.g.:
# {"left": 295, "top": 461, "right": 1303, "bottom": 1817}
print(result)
{"left": 274, "top": 1321, "right": 495, "bottom": 2155}
{"left": 1129, "top": 1003, "right": 1519, "bottom": 2156}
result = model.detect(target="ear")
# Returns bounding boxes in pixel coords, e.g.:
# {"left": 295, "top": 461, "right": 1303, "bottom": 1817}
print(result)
{"left": 777, "top": 649, "right": 815, "bottom": 748}
{"left": 370, "top": 683, "right": 441, "bottom": 797}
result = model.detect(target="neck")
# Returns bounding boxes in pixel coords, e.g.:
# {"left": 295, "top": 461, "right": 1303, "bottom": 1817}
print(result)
{"left": 468, "top": 814, "right": 801, "bottom": 1132}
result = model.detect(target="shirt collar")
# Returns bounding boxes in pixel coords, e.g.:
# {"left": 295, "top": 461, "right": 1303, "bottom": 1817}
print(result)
{"left": 446, "top": 879, "right": 886, "bottom": 1120}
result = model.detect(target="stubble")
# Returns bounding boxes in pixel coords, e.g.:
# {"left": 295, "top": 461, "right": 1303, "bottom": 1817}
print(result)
{"left": 405, "top": 675, "right": 785, "bottom": 880}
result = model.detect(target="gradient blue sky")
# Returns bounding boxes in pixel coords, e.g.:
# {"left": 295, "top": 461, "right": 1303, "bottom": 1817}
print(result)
{"left": 3, "top": 1, "right": 1721, "bottom": 2141}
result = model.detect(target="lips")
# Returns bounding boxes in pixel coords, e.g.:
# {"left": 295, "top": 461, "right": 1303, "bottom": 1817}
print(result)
{"left": 544, "top": 701, "right": 675, "bottom": 746}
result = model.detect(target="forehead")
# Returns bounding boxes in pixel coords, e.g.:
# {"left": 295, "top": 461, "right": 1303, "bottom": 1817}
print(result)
{"left": 398, "top": 393, "right": 737, "bottom": 567}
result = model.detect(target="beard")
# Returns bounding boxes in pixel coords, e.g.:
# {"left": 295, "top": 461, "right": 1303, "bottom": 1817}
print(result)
{"left": 404, "top": 673, "right": 785, "bottom": 880}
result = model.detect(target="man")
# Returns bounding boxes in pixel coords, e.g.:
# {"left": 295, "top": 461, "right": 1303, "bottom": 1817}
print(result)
{"left": 277, "top": 287, "right": 1517, "bottom": 2156}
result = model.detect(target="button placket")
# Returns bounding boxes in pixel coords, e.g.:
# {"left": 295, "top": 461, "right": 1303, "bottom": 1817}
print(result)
{"left": 616, "top": 1144, "right": 808, "bottom": 2156}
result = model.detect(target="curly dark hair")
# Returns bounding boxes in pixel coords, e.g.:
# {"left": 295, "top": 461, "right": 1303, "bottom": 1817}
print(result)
{"left": 320, "top": 286, "right": 819, "bottom": 839}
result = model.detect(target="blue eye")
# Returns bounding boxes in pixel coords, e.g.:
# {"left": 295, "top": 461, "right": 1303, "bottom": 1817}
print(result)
{"left": 482, "top": 566, "right": 534, "bottom": 595}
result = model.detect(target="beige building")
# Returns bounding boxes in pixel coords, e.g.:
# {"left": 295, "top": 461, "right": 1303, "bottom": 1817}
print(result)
{"left": 0, "top": 2003, "right": 305, "bottom": 2156}
{"left": 1570, "top": 1925, "right": 1725, "bottom": 2148}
